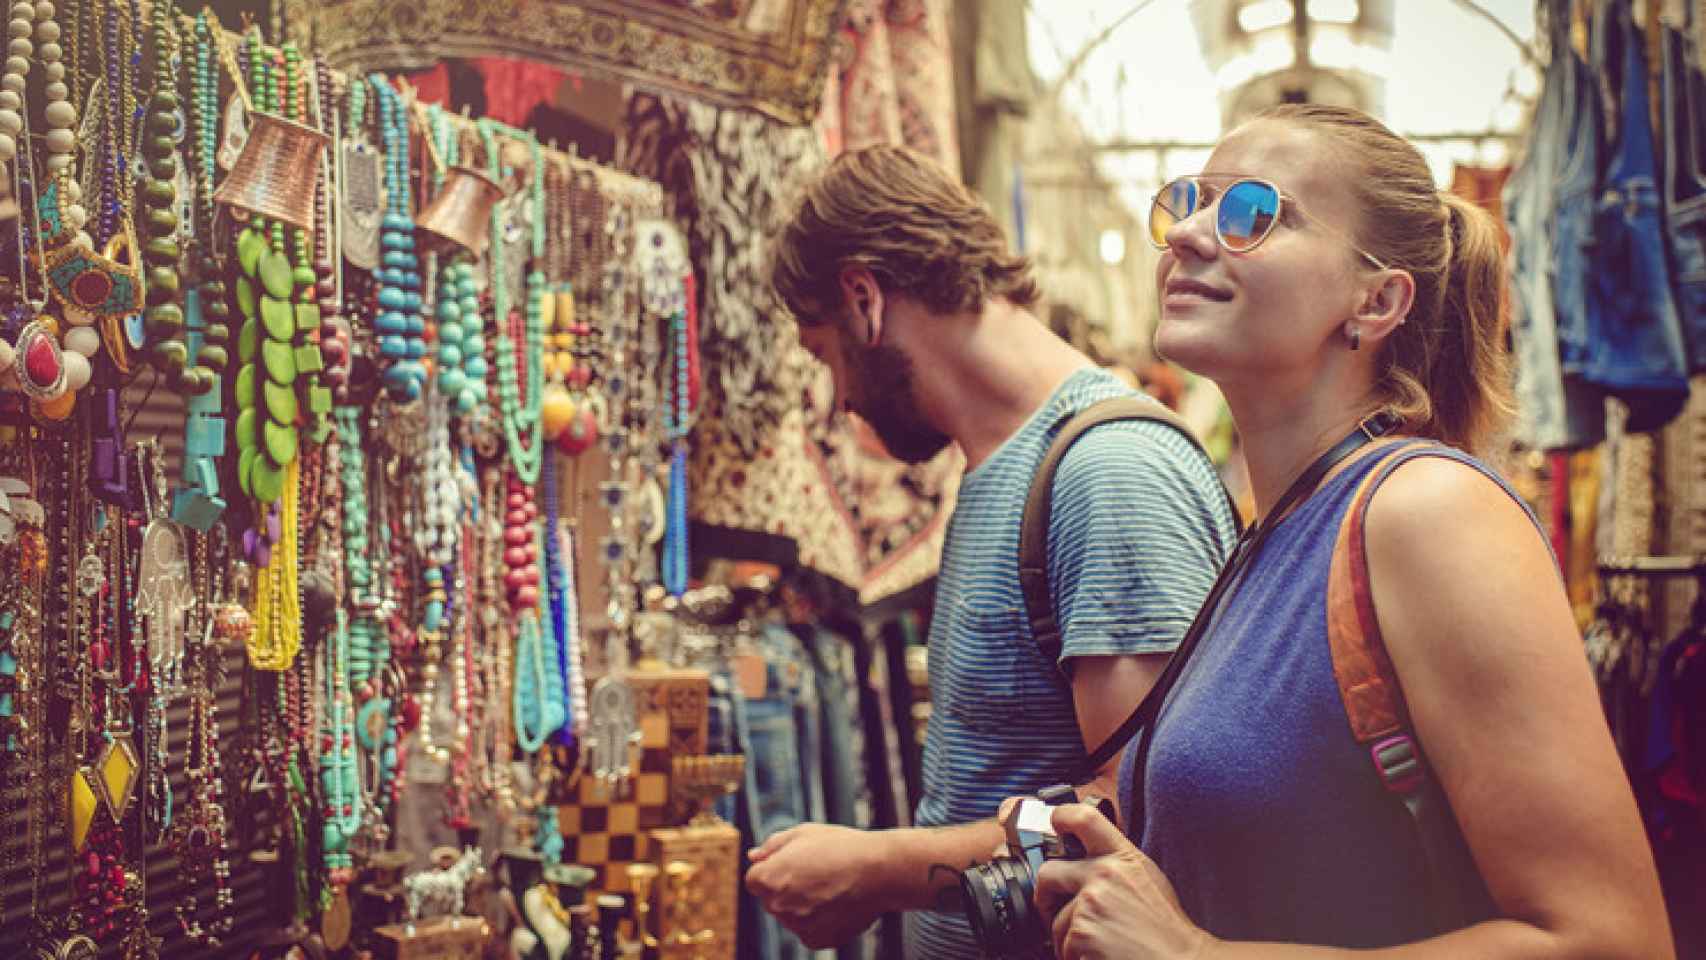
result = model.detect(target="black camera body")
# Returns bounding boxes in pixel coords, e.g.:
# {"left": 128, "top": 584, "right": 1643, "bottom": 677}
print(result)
{"left": 958, "top": 785, "right": 1117, "bottom": 959}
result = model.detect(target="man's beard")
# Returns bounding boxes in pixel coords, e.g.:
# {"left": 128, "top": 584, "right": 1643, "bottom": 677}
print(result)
{"left": 847, "top": 339, "right": 952, "bottom": 464}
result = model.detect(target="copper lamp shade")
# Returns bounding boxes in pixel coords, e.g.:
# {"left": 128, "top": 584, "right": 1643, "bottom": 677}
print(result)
{"left": 416, "top": 166, "right": 507, "bottom": 256}
{"left": 213, "top": 112, "right": 332, "bottom": 230}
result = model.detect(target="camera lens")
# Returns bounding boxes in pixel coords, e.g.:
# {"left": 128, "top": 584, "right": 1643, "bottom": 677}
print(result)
{"left": 959, "top": 856, "right": 1047, "bottom": 958}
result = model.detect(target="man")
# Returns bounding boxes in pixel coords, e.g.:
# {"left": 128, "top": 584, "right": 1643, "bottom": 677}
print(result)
{"left": 746, "top": 145, "right": 1237, "bottom": 958}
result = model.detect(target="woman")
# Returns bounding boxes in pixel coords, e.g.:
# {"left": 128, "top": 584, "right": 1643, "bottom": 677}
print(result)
{"left": 1031, "top": 105, "right": 1672, "bottom": 958}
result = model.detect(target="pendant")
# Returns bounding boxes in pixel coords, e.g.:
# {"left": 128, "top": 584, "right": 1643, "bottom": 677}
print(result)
{"left": 169, "top": 782, "right": 228, "bottom": 882}
{"left": 585, "top": 677, "right": 637, "bottom": 788}
{"left": 320, "top": 888, "right": 353, "bottom": 951}
{"left": 137, "top": 520, "right": 192, "bottom": 671}
{"left": 76, "top": 551, "right": 104, "bottom": 599}
{"left": 216, "top": 94, "right": 248, "bottom": 172}
{"left": 69, "top": 767, "right": 97, "bottom": 851}
{"left": 92, "top": 734, "right": 141, "bottom": 822}
{"left": 340, "top": 140, "right": 383, "bottom": 270}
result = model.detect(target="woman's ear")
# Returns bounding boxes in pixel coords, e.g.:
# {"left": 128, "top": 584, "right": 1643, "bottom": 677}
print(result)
{"left": 1353, "top": 268, "right": 1415, "bottom": 349}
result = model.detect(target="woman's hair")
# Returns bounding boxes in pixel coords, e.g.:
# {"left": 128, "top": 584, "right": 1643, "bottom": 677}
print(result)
{"left": 770, "top": 144, "right": 1039, "bottom": 326}
{"left": 1258, "top": 103, "right": 1515, "bottom": 455}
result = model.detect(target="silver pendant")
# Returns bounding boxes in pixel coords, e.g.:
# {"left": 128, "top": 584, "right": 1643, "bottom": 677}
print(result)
{"left": 137, "top": 520, "right": 192, "bottom": 671}
{"left": 216, "top": 94, "right": 248, "bottom": 172}
{"left": 340, "top": 140, "right": 383, "bottom": 269}
{"left": 585, "top": 677, "right": 638, "bottom": 787}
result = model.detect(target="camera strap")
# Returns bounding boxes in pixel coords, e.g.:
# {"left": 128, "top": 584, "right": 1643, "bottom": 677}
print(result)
{"left": 1074, "top": 410, "right": 1402, "bottom": 784}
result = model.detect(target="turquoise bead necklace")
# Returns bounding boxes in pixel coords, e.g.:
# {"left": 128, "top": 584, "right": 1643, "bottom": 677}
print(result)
{"left": 334, "top": 405, "right": 386, "bottom": 696}
{"left": 425, "top": 106, "right": 489, "bottom": 415}
{"left": 478, "top": 118, "right": 543, "bottom": 483}
{"left": 370, "top": 76, "right": 424, "bottom": 400}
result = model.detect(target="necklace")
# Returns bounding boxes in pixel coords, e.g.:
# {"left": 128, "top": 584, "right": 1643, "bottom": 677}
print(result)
{"left": 139, "top": 0, "right": 207, "bottom": 396}
{"left": 479, "top": 118, "right": 543, "bottom": 482}
{"left": 169, "top": 10, "right": 230, "bottom": 532}
{"left": 371, "top": 75, "right": 424, "bottom": 401}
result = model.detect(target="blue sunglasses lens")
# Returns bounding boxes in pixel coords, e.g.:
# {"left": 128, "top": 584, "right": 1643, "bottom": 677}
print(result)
{"left": 1218, "top": 180, "right": 1280, "bottom": 251}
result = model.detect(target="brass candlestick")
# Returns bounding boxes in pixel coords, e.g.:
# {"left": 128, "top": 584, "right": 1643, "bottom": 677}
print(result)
{"left": 664, "top": 860, "right": 715, "bottom": 956}
{"left": 670, "top": 755, "right": 745, "bottom": 826}
{"left": 626, "top": 863, "right": 663, "bottom": 951}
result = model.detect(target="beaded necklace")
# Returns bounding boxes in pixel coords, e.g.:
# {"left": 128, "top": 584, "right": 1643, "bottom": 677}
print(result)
{"left": 541, "top": 453, "right": 577, "bottom": 744}
{"left": 426, "top": 107, "right": 489, "bottom": 415}
{"left": 312, "top": 58, "right": 350, "bottom": 404}
{"left": 139, "top": 0, "right": 206, "bottom": 395}
{"left": 661, "top": 272, "right": 697, "bottom": 597}
{"left": 370, "top": 75, "right": 424, "bottom": 401}
{"left": 478, "top": 118, "right": 543, "bottom": 483}
{"left": 282, "top": 45, "right": 331, "bottom": 441}
{"left": 169, "top": 10, "right": 230, "bottom": 532}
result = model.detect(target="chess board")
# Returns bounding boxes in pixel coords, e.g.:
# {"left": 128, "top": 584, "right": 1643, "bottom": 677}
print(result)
{"left": 553, "top": 669, "right": 709, "bottom": 895}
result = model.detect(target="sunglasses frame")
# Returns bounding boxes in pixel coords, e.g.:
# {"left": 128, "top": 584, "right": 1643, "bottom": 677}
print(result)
{"left": 1149, "top": 175, "right": 1388, "bottom": 270}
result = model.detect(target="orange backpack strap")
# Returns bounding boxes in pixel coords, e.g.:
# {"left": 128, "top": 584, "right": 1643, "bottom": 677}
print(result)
{"left": 1326, "top": 441, "right": 1494, "bottom": 932}
{"left": 1326, "top": 442, "right": 1427, "bottom": 758}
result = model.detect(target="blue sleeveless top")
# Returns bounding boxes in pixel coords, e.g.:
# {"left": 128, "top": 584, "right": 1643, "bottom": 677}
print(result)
{"left": 1120, "top": 443, "right": 1537, "bottom": 947}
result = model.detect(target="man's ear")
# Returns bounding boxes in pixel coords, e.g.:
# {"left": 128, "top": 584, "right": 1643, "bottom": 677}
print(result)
{"left": 837, "top": 266, "right": 884, "bottom": 346}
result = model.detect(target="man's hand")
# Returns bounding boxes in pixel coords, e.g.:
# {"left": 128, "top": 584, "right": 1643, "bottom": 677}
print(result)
{"left": 745, "top": 823, "right": 893, "bottom": 949}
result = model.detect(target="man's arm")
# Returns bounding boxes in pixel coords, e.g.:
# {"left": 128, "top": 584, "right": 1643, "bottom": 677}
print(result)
{"left": 745, "top": 817, "right": 1003, "bottom": 948}
{"left": 1069, "top": 652, "right": 1170, "bottom": 808}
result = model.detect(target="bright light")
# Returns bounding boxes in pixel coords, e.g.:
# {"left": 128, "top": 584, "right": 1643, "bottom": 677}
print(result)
{"left": 1099, "top": 228, "right": 1127, "bottom": 266}
{"left": 1310, "top": 27, "right": 1392, "bottom": 79}
{"left": 1308, "top": 0, "right": 1360, "bottom": 24}
{"left": 1216, "top": 33, "right": 1296, "bottom": 89}
{"left": 1238, "top": 0, "right": 1293, "bottom": 34}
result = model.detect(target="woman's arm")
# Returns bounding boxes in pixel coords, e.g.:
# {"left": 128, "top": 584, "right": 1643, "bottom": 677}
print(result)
{"left": 1034, "top": 456, "right": 1673, "bottom": 960}
{"left": 1354, "top": 456, "right": 1670, "bottom": 958}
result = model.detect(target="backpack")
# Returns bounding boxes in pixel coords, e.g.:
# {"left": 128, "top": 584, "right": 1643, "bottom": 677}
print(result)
{"left": 1017, "top": 395, "right": 1239, "bottom": 671}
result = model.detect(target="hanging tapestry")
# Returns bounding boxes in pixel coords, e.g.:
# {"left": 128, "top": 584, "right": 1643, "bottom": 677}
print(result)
{"left": 287, "top": 0, "right": 848, "bottom": 125}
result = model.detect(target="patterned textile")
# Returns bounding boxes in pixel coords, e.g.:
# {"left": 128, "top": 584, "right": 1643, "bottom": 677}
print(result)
{"left": 827, "top": 0, "right": 959, "bottom": 172}
{"left": 288, "top": 0, "right": 847, "bottom": 125}
{"left": 618, "top": 0, "right": 967, "bottom": 603}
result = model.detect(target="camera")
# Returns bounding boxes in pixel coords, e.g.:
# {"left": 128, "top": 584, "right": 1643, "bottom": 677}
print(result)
{"left": 957, "top": 784, "right": 1117, "bottom": 958}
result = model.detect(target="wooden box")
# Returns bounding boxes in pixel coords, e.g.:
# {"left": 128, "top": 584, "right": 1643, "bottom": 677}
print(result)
{"left": 371, "top": 915, "right": 491, "bottom": 960}
{"left": 643, "top": 820, "right": 740, "bottom": 960}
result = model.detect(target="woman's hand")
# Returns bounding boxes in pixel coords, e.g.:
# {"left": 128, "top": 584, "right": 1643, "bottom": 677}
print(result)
{"left": 1034, "top": 803, "right": 1216, "bottom": 960}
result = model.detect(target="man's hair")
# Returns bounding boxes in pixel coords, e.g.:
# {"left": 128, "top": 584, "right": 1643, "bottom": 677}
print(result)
{"left": 770, "top": 144, "right": 1040, "bottom": 326}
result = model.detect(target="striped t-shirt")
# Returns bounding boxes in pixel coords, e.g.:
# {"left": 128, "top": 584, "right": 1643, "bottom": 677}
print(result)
{"left": 905, "top": 367, "right": 1237, "bottom": 959}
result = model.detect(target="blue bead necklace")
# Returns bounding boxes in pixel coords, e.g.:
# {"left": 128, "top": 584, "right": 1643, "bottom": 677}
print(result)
{"left": 542, "top": 453, "right": 575, "bottom": 744}
{"left": 370, "top": 76, "right": 424, "bottom": 400}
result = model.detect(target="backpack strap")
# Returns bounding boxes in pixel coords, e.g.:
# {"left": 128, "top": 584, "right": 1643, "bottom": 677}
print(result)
{"left": 1019, "top": 395, "right": 1241, "bottom": 672}
{"left": 1327, "top": 442, "right": 1494, "bottom": 933}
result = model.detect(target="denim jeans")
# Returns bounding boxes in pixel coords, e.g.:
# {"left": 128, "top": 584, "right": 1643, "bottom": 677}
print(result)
{"left": 800, "top": 627, "right": 879, "bottom": 960}
{"left": 1584, "top": 2, "right": 1691, "bottom": 432}
{"left": 746, "top": 627, "right": 836, "bottom": 960}
{"left": 708, "top": 671, "right": 777, "bottom": 960}
{"left": 1660, "top": 19, "right": 1706, "bottom": 372}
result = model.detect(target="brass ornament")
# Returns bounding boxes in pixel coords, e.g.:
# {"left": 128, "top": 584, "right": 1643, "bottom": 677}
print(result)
{"left": 213, "top": 112, "right": 332, "bottom": 230}
{"left": 416, "top": 165, "right": 507, "bottom": 256}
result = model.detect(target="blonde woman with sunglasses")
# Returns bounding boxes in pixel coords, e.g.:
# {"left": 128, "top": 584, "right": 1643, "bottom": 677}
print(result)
{"left": 1026, "top": 105, "right": 1672, "bottom": 959}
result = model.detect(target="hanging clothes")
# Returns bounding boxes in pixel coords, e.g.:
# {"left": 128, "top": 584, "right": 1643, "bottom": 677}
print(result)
{"left": 1581, "top": 1, "right": 1693, "bottom": 432}
{"left": 1505, "top": 0, "right": 1607, "bottom": 449}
